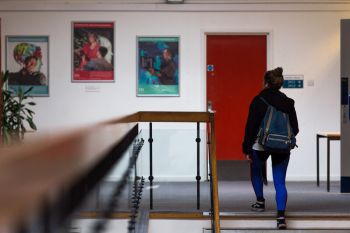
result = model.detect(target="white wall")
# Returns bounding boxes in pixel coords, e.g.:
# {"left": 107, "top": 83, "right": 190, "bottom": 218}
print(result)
{"left": 0, "top": 3, "right": 347, "bottom": 181}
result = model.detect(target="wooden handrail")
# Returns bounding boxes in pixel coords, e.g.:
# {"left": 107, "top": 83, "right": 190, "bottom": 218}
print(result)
{"left": 209, "top": 113, "right": 221, "bottom": 233}
{"left": 109, "top": 111, "right": 211, "bottom": 124}
{"left": 0, "top": 121, "right": 137, "bottom": 231}
{"left": 0, "top": 72, "right": 3, "bottom": 146}
{"left": 137, "top": 111, "right": 211, "bottom": 122}
{"left": 0, "top": 19, "right": 2, "bottom": 146}
{"left": 0, "top": 111, "right": 221, "bottom": 232}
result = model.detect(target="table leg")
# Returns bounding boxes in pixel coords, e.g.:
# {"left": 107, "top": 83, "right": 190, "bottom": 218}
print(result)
{"left": 317, "top": 135, "right": 320, "bottom": 187}
{"left": 327, "top": 138, "right": 330, "bottom": 192}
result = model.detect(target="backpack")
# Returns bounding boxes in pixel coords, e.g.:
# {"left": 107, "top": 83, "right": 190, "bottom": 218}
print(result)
{"left": 257, "top": 97, "right": 297, "bottom": 153}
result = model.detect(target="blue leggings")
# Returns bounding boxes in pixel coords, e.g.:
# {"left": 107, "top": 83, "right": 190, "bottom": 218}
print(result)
{"left": 251, "top": 150, "right": 290, "bottom": 211}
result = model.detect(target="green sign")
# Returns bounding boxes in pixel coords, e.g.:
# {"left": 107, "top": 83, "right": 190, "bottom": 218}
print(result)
{"left": 283, "top": 80, "right": 303, "bottom": 88}
{"left": 283, "top": 75, "right": 304, "bottom": 89}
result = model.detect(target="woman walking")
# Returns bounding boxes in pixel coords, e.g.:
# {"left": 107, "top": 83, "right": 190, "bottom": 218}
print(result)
{"left": 242, "top": 67, "right": 299, "bottom": 230}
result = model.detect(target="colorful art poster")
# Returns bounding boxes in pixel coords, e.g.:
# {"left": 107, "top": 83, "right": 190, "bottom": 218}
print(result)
{"left": 72, "top": 22, "right": 114, "bottom": 82}
{"left": 6, "top": 36, "right": 49, "bottom": 96}
{"left": 137, "top": 37, "right": 179, "bottom": 96}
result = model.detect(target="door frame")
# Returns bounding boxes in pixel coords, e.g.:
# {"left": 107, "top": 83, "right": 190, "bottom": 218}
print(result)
{"left": 202, "top": 29, "right": 272, "bottom": 180}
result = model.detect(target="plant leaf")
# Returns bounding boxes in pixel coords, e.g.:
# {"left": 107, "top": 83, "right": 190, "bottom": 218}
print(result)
{"left": 25, "top": 108, "right": 35, "bottom": 115}
{"left": 1, "top": 72, "right": 37, "bottom": 141}
{"left": 27, "top": 118, "right": 37, "bottom": 131}
{"left": 4, "top": 130, "right": 11, "bottom": 144}
{"left": 2, "top": 70, "right": 9, "bottom": 84}
{"left": 17, "top": 87, "right": 24, "bottom": 98}
{"left": 24, "top": 87, "right": 34, "bottom": 95}
{"left": 20, "top": 123, "right": 27, "bottom": 133}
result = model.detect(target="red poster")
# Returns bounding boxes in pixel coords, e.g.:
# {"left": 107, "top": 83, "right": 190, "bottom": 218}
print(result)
{"left": 72, "top": 22, "right": 114, "bottom": 82}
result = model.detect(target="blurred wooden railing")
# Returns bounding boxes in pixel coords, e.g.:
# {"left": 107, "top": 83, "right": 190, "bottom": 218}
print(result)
{"left": 0, "top": 111, "right": 220, "bottom": 233}
{"left": 0, "top": 121, "right": 138, "bottom": 232}
{"left": 0, "top": 72, "right": 3, "bottom": 143}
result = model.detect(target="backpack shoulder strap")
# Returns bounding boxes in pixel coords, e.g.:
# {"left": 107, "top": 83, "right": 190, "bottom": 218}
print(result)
{"left": 259, "top": 97, "right": 270, "bottom": 106}
{"left": 264, "top": 106, "right": 274, "bottom": 134}
{"left": 259, "top": 96, "right": 273, "bottom": 133}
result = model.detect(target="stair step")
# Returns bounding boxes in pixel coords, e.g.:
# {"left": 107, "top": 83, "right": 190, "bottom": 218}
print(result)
{"left": 203, "top": 211, "right": 350, "bottom": 218}
{"left": 204, "top": 230, "right": 350, "bottom": 233}
{"left": 213, "top": 213, "right": 350, "bottom": 232}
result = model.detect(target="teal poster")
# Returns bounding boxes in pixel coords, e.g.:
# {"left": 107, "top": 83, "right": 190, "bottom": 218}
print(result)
{"left": 137, "top": 37, "right": 179, "bottom": 96}
{"left": 6, "top": 36, "right": 49, "bottom": 96}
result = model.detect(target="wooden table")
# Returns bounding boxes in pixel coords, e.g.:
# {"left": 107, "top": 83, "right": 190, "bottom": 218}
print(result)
{"left": 316, "top": 132, "right": 341, "bottom": 192}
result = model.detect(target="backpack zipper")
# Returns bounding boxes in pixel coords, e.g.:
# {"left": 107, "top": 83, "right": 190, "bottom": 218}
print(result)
{"left": 268, "top": 134, "right": 289, "bottom": 138}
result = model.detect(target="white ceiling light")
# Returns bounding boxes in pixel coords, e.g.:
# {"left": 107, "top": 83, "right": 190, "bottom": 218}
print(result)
{"left": 166, "top": 0, "right": 185, "bottom": 3}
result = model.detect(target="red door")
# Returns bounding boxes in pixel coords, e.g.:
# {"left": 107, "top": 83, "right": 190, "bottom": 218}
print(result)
{"left": 207, "top": 35, "right": 267, "bottom": 161}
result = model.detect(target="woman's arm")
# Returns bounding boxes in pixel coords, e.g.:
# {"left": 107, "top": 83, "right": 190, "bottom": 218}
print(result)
{"left": 242, "top": 97, "right": 267, "bottom": 155}
{"left": 289, "top": 102, "right": 299, "bottom": 136}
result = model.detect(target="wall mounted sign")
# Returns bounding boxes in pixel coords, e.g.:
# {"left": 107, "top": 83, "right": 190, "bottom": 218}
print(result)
{"left": 6, "top": 35, "right": 49, "bottom": 96}
{"left": 283, "top": 75, "right": 304, "bottom": 89}
{"left": 207, "top": 64, "right": 214, "bottom": 72}
{"left": 72, "top": 22, "right": 114, "bottom": 82}
{"left": 307, "top": 79, "right": 315, "bottom": 87}
{"left": 85, "top": 85, "right": 101, "bottom": 93}
{"left": 137, "top": 36, "right": 180, "bottom": 97}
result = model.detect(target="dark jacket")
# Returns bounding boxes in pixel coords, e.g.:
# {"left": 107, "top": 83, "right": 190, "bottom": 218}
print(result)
{"left": 242, "top": 88, "right": 299, "bottom": 155}
{"left": 9, "top": 68, "right": 46, "bottom": 86}
{"left": 159, "top": 59, "right": 176, "bottom": 85}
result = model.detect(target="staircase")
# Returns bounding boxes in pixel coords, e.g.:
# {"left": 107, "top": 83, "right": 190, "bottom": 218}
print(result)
{"left": 201, "top": 211, "right": 350, "bottom": 233}
{"left": 204, "top": 231, "right": 350, "bottom": 233}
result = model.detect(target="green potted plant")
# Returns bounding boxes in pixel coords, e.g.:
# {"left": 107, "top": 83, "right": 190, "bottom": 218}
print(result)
{"left": 0, "top": 71, "right": 37, "bottom": 144}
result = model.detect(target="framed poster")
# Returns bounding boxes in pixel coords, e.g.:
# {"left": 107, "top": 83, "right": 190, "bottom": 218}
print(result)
{"left": 72, "top": 22, "right": 114, "bottom": 82}
{"left": 137, "top": 36, "right": 180, "bottom": 96}
{"left": 6, "top": 36, "right": 49, "bottom": 97}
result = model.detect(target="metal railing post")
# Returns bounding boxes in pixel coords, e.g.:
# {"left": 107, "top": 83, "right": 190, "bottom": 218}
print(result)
{"left": 148, "top": 122, "right": 154, "bottom": 210}
{"left": 196, "top": 122, "right": 201, "bottom": 210}
{"left": 316, "top": 134, "right": 320, "bottom": 187}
